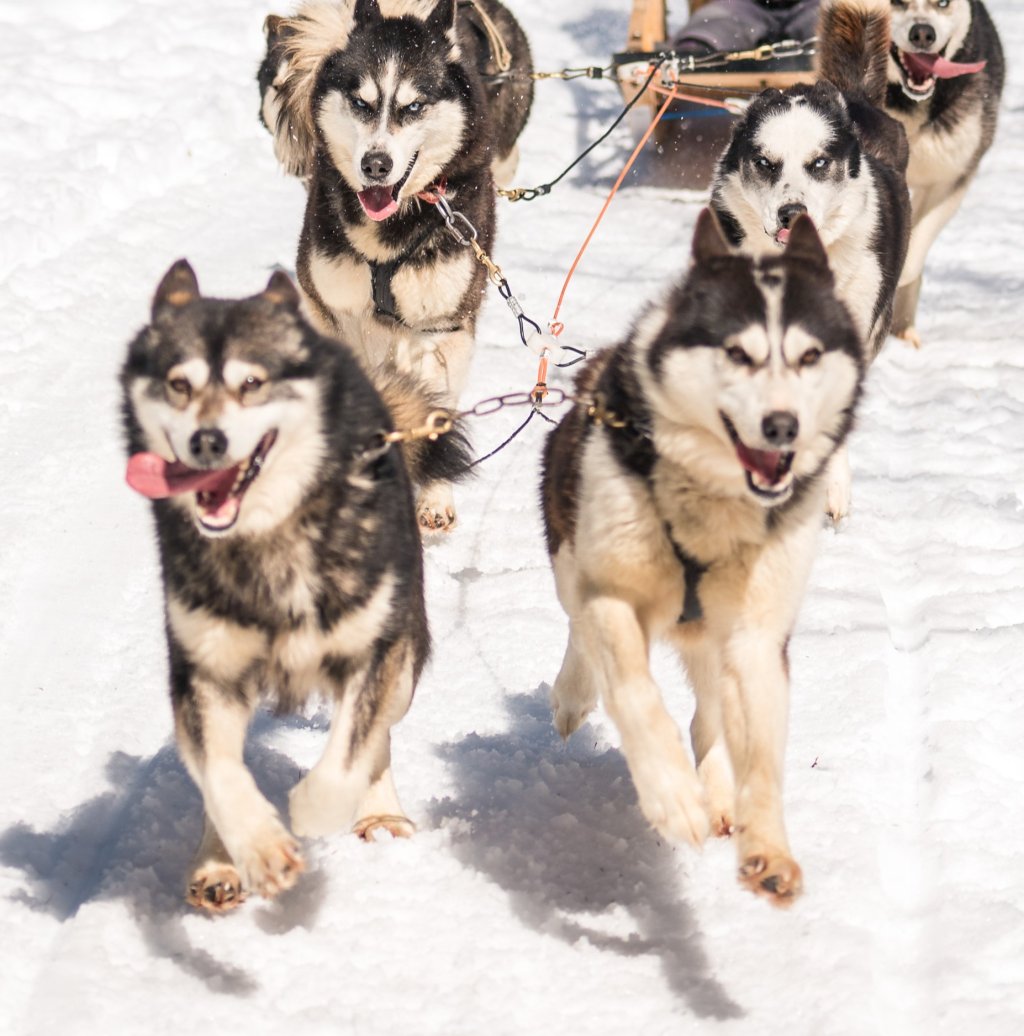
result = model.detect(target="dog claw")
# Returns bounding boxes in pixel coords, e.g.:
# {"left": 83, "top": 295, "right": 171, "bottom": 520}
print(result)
{"left": 353, "top": 814, "right": 416, "bottom": 841}
{"left": 187, "top": 864, "right": 248, "bottom": 913}
{"left": 738, "top": 852, "right": 803, "bottom": 907}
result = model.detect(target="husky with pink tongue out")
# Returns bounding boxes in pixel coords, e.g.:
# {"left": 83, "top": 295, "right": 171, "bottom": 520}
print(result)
{"left": 121, "top": 260, "right": 470, "bottom": 912}
{"left": 259, "top": 0, "right": 532, "bottom": 533}
{"left": 884, "top": 0, "right": 1004, "bottom": 347}
{"left": 540, "top": 210, "right": 864, "bottom": 909}
{"left": 710, "top": 0, "right": 911, "bottom": 521}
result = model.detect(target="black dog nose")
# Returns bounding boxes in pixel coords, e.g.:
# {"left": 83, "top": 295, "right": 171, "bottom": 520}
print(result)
{"left": 778, "top": 202, "right": 808, "bottom": 229}
{"left": 360, "top": 150, "right": 393, "bottom": 181}
{"left": 908, "top": 22, "right": 937, "bottom": 49}
{"left": 762, "top": 411, "right": 799, "bottom": 447}
{"left": 189, "top": 428, "right": 228, "bottom": 465}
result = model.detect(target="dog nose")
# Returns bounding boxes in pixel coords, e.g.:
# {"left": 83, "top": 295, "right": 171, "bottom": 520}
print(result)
{"left": 762, "top": 411, "right": 799, "bottom": 447}
{"left": 361, "top": 150, "right": 393, "bottom": 182}
{"left": 777, "top": 202, "right": 808, "bottom": 229}
{"left": 189, "top": 428, "right": 228, "bottom": 465}
{"left": 908, "top": 22, "right": 937, "bottom": 49}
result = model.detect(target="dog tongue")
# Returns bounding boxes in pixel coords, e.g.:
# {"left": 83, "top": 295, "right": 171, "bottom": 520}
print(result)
{"left": 902, "top": 51, "right": 987, "bottom": 81}
{"left": 357, "top": 186, "right": 399, "bottom": 222}
{"left": 776, "top": 227, "right": 791, "bottom": 245}
{"left": 735, "top": 442, "right": 783, "bottom": 484}
{"left": 126, "top": 452, "right": 237, "bottom": 500}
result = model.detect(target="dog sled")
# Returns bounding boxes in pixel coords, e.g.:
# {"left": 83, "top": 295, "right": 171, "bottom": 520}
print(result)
{"left": 615, "top": 0, "right": 818, "bottom": 188}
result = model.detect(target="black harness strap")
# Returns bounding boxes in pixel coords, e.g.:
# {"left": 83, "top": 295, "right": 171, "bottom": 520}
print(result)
{"left": 665, "top": 525, "right": 708, "bottom": 624}
{"left": 366, "top": 222, "right": 438, "bottom": 324}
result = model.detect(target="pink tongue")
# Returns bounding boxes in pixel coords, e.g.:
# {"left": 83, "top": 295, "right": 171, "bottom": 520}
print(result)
{"left": 736, "top": 442, "right": 783, "bottom": 484}
{"left": 357, "top": 186, "right": 399, "bottom": 222}
{"left": 776, "top": 227, "right": 791, "bottom": 245}
{"left": 903, "top": 51, "right": 987, "bottom": 80}
{"left": 126, "top": 452, "right": 238, "bottom": 500}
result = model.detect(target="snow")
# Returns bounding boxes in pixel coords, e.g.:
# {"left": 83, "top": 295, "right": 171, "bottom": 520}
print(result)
{"left": 1, "top": 1, "right": 1022, "bottom": 1032}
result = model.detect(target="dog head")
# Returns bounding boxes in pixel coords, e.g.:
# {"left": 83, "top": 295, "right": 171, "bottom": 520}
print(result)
{"left": 313, "top": 0, "right": 473, "bottom": 219}
{"left": 888, "top": 0, "right": 979, "bottom": 102}
{"left": 640, "top": 210, "right": 863, "bottom": 509}
{"left": 121, "top": 262, "right": 329, "bottom": 537}
{"left": 712, "top": 83, "right": 868, "bottom": 252}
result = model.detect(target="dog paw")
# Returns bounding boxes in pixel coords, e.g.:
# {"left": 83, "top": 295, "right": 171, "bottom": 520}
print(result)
{"left": 353, "top": 814, "right": 416, "bottom": 841}
{"left": 697, "top": 748, "right": 734, "bottom": 837}
{"left": 631, "top": 759, "right": 710, "bottom": 847}
{"left": 187, "top": 862, "right": 248, "bottom": 913}
{"left": 232, "top": 823, "right": 305, "bottom": 899}
{"left": 738, "top": 852, "right": 803, "bottom": 907}
{"left": 416, "top": 484, "right": 457, "bottom": 534}
{"left": 825, "top": 481, "right": 851, "bottom": 524}
{"left": 552, "top": 698, "right": 591, "bottom": 739}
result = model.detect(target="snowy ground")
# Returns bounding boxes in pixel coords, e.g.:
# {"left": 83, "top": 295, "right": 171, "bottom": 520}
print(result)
{"left": 1, "top": 1, "right": 1022, "bottom": 1033}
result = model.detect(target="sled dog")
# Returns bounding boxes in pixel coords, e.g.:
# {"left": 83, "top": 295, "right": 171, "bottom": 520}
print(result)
{"left": 541, "top": 210, "right": 864, "bottom": 907}
{"left": 884, "top": 0, "right": 1004, "bottom": 346}
{"left": 258, "top": 0, "right": 533, "bottom": 531}
{"left": 710, "top": 0, "right": 910, "bottom": 520}
{"left": 121, "top": 261, "right": 469, "bottom": 912}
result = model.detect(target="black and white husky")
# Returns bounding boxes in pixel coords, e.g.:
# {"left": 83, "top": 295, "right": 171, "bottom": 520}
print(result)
{"left": 541, "top": 210, "right": 864, "bottom": 907}
{"left": 710, "top": 0, "right": 910, "bottom": 519}
{"left": 884, "top": 0, "right": 1004, "bottom": 346}
{"left": 121, "top": 261, "right": 469, "bottom": 912}
{"left": 258, "top": 0, "right": 533, "bottom": 531}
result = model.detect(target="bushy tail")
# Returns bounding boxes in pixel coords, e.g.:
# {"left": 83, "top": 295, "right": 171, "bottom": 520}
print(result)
{"left": 816, "top": 0, "right": 892, "bottom": 107}
{"left": 373, "top": 368, "right": 473, "bottom": 486}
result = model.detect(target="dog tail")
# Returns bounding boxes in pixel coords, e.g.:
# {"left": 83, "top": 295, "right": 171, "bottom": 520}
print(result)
{"left": 816, "top": 0, "right": 892, "bottom": 107}
{"left": 373, "top": 368, "right": 474, "bottom": 486}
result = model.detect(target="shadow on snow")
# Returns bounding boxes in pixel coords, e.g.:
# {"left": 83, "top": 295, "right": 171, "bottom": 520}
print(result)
{"left": 429, "top": 687, "right": 744, "bottom": 1020}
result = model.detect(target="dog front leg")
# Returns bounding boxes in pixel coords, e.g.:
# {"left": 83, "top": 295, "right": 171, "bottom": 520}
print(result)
{"left": 719, "top": 632, "right": 802, "bottom": 907}
{"left": 579, "top": 595, "right": 709, "bottom": 846}
{"left": 175, "top": 678, "right": 303, "bottom": 909}
{"left": 413, "top": 327, "right": 475, "bottom": 532}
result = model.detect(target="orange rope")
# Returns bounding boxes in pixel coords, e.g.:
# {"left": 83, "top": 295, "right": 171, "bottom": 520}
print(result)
{"left": 549, "top": 80, "right": 680, "bottom": 335}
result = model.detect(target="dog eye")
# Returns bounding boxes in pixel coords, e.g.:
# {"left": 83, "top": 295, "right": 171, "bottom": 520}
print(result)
{"left": 404, "top": 100, "right": 424, "bottom": 114}
{"left": 726, "top": 346, "right": 753, "bottom": 367}
{"left": 352, "top": 96, "right": 371, "bottom": 111}
{"left": 799, "top": 347, "right": 823, "bottom": 368}
{"left": 239, "top": 375, "right": 265, "bottom": 396}
{"left": 935, "top": 0, "right": 949, "bottom": 7}
{"left": 755, "top": 156, "right": 773, "bottom": 171}
{"left": 168, "top": 377, "right": 191, "bottom": 398}
{"left": 812, "top": 157, "right": 830, "bottom": 171}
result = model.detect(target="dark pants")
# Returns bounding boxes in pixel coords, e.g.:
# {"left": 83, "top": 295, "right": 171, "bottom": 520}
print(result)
{"left": 672, "top": 0, "right": 820, "bottom": 54}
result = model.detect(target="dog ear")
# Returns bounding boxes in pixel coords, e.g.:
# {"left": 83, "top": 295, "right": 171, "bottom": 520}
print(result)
{"left": 784, "top": 214, "right": 830, "bottom": 268}
{"left": 426, "top": 0, "right": 458, "bottom": 44}
{"left": 352, "top": 0, "right": 383, "bottom": 27}
{"left": 263, "top": 269, "right": 301, "bottom": 311}
{"left": 690, "top": 208, "right": 731, "bottom": 263}
{"left": 263, "top": 13, "right": 284, "bottom": 41}
{"left": 152, "top": 259, "right": 200, "bottom": 318}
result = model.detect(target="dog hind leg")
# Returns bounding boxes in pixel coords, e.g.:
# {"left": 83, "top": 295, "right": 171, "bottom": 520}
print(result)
{"left": 290, "top": 648, "right": 415, "bottom": 838}
{"left": 676, "top": 630, "right": 736, "bottom": 838}
{"left": 550, "top": 623, "right": 598, "bottom": 739}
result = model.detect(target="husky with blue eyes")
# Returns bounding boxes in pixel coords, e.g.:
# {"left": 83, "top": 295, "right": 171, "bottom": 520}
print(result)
{"left": 540, "top": 210, "right": 865, "bottom": 908}
{"left": 258, "top": 0, "right": 532, "bottom": 532}
{"left": 884, "top": 0, "right": 1004, "bottom": 347}
{"left": 710, "top": 0, "right": 910, "bottom": 520}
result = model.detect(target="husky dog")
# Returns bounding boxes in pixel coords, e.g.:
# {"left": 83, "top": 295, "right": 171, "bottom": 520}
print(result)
{"left": 884, "top": 0, "right": 1004, "bottom": 346}
{"left": 710, "top": 0, "right": 910, "bottom": 519}
{"left": 541, "top": 210, "right": 864, "bottom": 907}
{"left": 258, "top": 0, "right": 533, "bottom": 531}
{"left": 121, "top": 261, "right": 469, "bottom": 912}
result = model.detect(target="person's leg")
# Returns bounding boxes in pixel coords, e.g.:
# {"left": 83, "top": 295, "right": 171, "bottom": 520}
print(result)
{"left": 672, "top": 0, "right": 778, "bottom": 55}
{"left": 781, "top": 0, "right": 821, "bottom": 42}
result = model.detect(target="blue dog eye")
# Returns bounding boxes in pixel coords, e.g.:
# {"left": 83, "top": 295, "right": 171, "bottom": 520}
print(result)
{"left": 405, "top": 101, "right": 423, "bottom": 114}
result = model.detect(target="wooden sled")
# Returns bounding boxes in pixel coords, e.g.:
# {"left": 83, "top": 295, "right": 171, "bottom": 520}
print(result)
{"left": 618, "top": 0, "right": 817, "bottom": 189}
